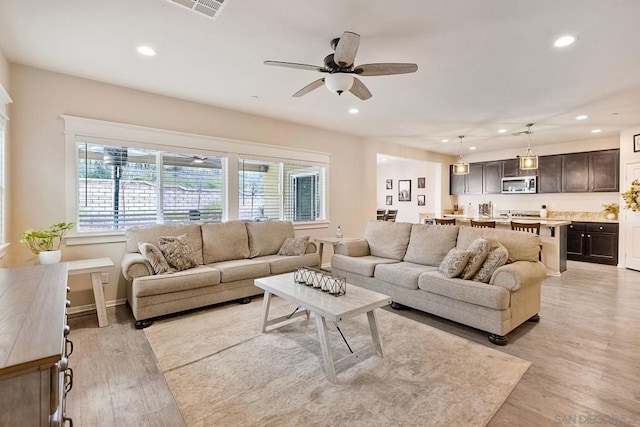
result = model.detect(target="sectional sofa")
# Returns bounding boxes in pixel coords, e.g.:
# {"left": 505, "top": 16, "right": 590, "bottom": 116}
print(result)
{"left": 331, "top": 221, "right": 547, "bottom": 345}
{"left": 121, "top": 220, "right": 320, "bottom": 328}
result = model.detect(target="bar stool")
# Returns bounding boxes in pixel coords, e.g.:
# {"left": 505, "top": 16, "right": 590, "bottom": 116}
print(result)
{"left": 510, "top": 221, "right": 540, "bottom": 235}
{"left": 376, "top": 209, "right": 387, "bottom": 221}
{"left": 435, "top": 218, "right": 456, "bottom": 225}
{"left": 470, "top": 219, "right": 496, "bottom": 228}
{"left": 385, "top": 210, "right": 398, "bottom": 222}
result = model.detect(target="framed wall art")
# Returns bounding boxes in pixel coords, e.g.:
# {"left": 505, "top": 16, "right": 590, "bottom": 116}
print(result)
{"left": 398, "top": 180, "right": 411, "bottom": 201}
{"left": 417, "top": 195, "right": 425, "bottom": 206}
{"left": 386, "top": 179, "right": 393, "bottom": 189}
{"left": 417, "top": 177, "right": 425, "bottom": 188}
{"left": 386, "top": 195, "right": 393, "bottom": 205}
{"left": 635, "top": 134, "right": 640, "bottom": 152}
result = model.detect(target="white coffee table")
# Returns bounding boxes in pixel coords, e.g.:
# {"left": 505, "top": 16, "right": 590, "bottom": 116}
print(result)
{"left": 254, "top": 272, "right": 391, "bottom": 383}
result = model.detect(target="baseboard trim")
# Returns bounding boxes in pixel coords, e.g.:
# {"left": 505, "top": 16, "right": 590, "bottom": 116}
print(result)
{"left": 68, "top": 298, "right": 127, "bottom": 317}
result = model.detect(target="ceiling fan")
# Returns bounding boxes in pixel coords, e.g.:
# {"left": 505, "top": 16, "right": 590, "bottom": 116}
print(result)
{"left": 512, "top": 123, "right": 535, "bottom": 136}
{"left": 264, "top": 31, "right": 418, "bottom": 100}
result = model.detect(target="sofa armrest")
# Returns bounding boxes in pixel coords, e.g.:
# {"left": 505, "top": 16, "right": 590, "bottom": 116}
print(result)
{"left": 490, "top": 261, "right": 547, "bottom": 292}
{"left": 121, "top": 253, "right": 153, "bottom": 281}
{"left": 305, "top": 241, "right": 318, "bottom": 254}
{"left": 335, "top": 240, "right": 370, "bottom": 257}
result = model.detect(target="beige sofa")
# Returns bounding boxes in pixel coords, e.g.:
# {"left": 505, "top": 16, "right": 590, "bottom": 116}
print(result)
{"left": 122, "top": 220, "right": 320, "bottom": 328}
{"left": 331, "top": 221, "right": 547, "bottom": 345}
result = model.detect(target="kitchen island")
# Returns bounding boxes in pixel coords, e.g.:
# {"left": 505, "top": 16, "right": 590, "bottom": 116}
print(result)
{"left": 422, "top": 214, "right": 570, "bottom": 277}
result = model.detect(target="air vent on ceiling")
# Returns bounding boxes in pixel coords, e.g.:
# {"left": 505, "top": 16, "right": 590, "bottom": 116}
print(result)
{"left": 168, "top": 0, "right": 230, "bottom": 19}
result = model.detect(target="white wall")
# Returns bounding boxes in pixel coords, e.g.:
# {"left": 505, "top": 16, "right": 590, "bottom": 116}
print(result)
{"left": 376, "top": 156, "right": 440, "bottom": 223}
{"left": 618, "top": 126, "right": 640, "bottom": 269}
{"left": 457, "top": 135, "right": 621, "bottom": 215}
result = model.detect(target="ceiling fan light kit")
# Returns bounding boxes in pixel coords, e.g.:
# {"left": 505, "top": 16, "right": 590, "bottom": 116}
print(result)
{"left": 264, "top": 31, "right": 418, "bottom": 100}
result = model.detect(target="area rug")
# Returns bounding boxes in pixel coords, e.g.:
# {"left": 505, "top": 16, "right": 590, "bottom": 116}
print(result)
{"left": 144, "top": 297, "right": 530, "bottom": 427}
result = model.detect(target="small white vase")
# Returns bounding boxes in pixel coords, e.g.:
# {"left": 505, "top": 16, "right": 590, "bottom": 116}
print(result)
{"left": 39, "top": 250, "right": 62, "bottom": 264}
{"left": 606, "top": 213, "right": 616, "bottom": 220}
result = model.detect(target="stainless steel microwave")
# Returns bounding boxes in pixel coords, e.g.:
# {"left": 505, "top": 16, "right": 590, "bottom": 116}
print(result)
{"left": 501, "top": 176, "right": 537, "bottom": 193}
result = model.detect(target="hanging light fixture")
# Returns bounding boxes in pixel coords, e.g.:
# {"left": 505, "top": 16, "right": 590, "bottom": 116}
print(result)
{"left": 452, "top": 135, "right": 469, "bottom": 175}
{"left": 519, "top": 123, "right": 538, "bottom": 170}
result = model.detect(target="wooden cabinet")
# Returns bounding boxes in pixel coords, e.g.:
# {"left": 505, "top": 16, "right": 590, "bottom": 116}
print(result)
{"left": 0, "top": 264, "right": 73, "bottom": 427}
{"left": 449, "top": 163, "right": 483, "bottom": 195}
{"left": 537, "top": 155, "right": 563, "bottom": 193}
{"left": 562, "top": 150, "right": 619, "bottom": 193}
{"left": 567, "top": 222, "right": 618, "bottom": 265}
{"left": 502, "top": 159, "right": 521, "bottom": 177}
{"left": 483, "top": 161, "right": 503, "bottom": 194}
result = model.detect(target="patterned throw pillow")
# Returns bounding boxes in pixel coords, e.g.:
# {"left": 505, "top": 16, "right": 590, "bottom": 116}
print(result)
{"left": 138, "top": 242, "right": 175, "bottom": 275}
{"left": 472, "top": 242, "right": 509, "bottom": 283}
{"left": 461, "top": 238, "right": 491, "bottom": 280}
{"left": 439, "top": 248, "right": 471, "bottom": 278}
{"left": 277, "top": 236, "right": 310, "bottom": 256}
{"left": 158, "top": 234, "right": 198, "bottom": 271}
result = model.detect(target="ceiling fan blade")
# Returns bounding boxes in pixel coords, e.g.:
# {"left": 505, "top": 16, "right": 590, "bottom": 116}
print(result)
{"left": 354, "top": 63, "right": 418, "bottom": 76}
{"left": 264, "top": 60, "right": 325, "bottom": 72}
{"left": 334, "top": 31, "right": 360, "bottom": 67}
{"left": 349, "top": 77, "right": 372, "bottom": 100}
{"left": 293, "top": 79, "right": 325, "bottom": 97}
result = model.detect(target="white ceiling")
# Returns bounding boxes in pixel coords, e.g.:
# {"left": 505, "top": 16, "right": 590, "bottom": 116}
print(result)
{"left": 1, "top": 0, "right": 640, "bottom": 155}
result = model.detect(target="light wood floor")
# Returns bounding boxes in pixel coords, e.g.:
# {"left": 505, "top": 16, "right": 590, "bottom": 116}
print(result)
{"left": 66, "top": 261, "right": 640, "bottom": 426}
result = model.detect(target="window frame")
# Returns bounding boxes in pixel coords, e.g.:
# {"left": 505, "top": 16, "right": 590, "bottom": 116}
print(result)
{"left": 63, "top": 116, "right": 330, "bottom": 245}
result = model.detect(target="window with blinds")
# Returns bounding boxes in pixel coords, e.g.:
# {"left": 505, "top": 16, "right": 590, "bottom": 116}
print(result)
{"left": 77, "top": 143, "right": 225, "bottom": 232}
{"left": 239, "top": 158, "right": 326, "bottom": 222}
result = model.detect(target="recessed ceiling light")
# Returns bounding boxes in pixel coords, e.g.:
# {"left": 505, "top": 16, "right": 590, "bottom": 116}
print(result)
{"left": 591, "top": 129, "right": 602, "bottom": 133}
{"left": 441, "top": 139, "right": 449, "bottom": 143}
{"left": 137, "top": 45, "right": 156, "bottom": 56}
{"left": 498, "top": 129, "right": 507, "bottom": 134}
{"left": 576, "top": 115, "right": 588, "bottom": 120}
{"left": 469, "top": 146, "right": 476, "bottom": 150}
{"left": 348, "top": 108, "right": 359, "bottom": 114}
{"left": 554, "top": 35, "right": 576, "bottom": 48}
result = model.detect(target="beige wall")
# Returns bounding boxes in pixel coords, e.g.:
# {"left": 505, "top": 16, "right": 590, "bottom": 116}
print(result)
{"left": 0, "top": 46, "right": 9, "bottom": 90}
{"left": 7, "top": 64, "right": 450, "bottom": 307}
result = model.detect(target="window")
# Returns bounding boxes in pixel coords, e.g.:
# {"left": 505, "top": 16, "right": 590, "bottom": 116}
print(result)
{"left": 77, "top": 143, "right": 225, "bottom": 232}
{"left": 239, "top": 158, "right": 326, "bottom": 222}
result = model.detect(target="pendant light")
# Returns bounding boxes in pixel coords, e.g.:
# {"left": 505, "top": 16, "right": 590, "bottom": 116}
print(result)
{"left": 519, "top": 123, "right": 538, "bottom": 170}
{"left": 452, "top": 135, "right": 469, "bottom": 175}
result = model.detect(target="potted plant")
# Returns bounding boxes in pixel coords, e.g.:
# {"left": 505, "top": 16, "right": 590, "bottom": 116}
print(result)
{"left": 602, "top": 203, "right": 619, "bottom": 220}
{"left": 20, "top": 222, "right": 75, "bottom": 264}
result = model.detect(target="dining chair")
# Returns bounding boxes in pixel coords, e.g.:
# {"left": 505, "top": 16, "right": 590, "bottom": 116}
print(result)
{"left": 470, "top": 219, "right": 496, "bottom": 228}
{"left": 385, "top": 210, "right": 398, "bottom": 222}
{"left": 377, "top": 209, "right": 387, "bottom": 221}
{"left": 434, "top": 218, "right": 456, "bottom": 225}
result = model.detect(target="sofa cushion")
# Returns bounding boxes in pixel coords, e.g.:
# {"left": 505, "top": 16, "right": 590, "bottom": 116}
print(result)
{"left": 473, "top": 242, "right": 509, "bottom": 283}
{"left": 418, "top": 271, "right": 511, "bottom": 310}
{"left": 206, "top": 259, "right": 271, "bottom": 282}
{"left": 138, "top": 242, "right": 175, "bottom": 275}
{"left": 125, "top": 223, "right": 204, "bottom": 265}
{"left": 364, "top": 220, "right": 413, "bottom": 261}
{"left": 374, "top": 262, "right": 438, "bottom": 290}
{"left": 438, "top": 248, "right": 471, "bottom": 278}
{"left": 133, "top": 266, "right": 221, "bottom": 298}
{"left": 404, "top": 224, "right": 459, "bottom": 266}
{"left": 278, "top": 236, "right": 310, "bottom": 256}
{"left": 258, "top": 253, "right": 321, "bottom": 275}
{"left": 246, "top": 221, "right": 295, "bottom": 258}
{"left": 158, "top": 234, "right": 198, "bottom": 272}
{"left": 331, "top": 254, "right": 399, "bottom": 277}
{"left": 460, "top": 238, "right": 490, "bottom": 279}
{"left": 456, "top": 227, "right": 540, "bottom": 263}
{"left": 201, "top": 221, "right": 250, "bottom": 263}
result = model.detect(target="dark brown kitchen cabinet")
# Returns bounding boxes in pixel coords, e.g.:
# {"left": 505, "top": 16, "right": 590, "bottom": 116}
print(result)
{"left": 537, "top": 155, "right": 563, "bottom": 193}
{"left": 449, "top": 165, "right": 466, "bottom": 195}
{"left": 562, "top": 150, "right": 619, "bottom": 193}
{"left": 449, "top": 163, "right": 483, "bottom": 195}
{"left": 502, "top": 159, "right": 521, "bottom": 177}
{"left": 483, "top": 161, "right": 503, "bottom": 194}
{"left": 567, "top": 222, "right": 618, "bottom": 265}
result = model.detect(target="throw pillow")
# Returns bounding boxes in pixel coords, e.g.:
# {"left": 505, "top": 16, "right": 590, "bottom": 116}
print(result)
{"left": 158, "top": 234, "right": 198, "bottom": 271}
{"left": 138, "top": 242, "right": 175, "bottom": 275}
{"left": 472, "top": 242, "right": 509, "bottom": 283}
{"left": 460, "top": 238, "right": 491, "bottom": 280}
{"left": 278, "top": 236, "right": 310, "bottom": 256}
{"left": 438, "top": 248, "right": 471, "bottom": 278}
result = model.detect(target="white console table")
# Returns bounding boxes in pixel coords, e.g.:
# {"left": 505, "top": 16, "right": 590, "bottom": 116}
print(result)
{"left": 67, "top": 257, "right": 114, "bottom": 327}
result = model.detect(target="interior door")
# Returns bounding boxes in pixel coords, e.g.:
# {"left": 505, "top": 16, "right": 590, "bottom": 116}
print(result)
{"left": 625, "top": 162, "right": 640, "bottom": 271}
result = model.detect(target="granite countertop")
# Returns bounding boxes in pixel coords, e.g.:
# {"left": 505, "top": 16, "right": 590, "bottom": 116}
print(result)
{"left": 443, "top": 215, "right": 571, "bottom": 226}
